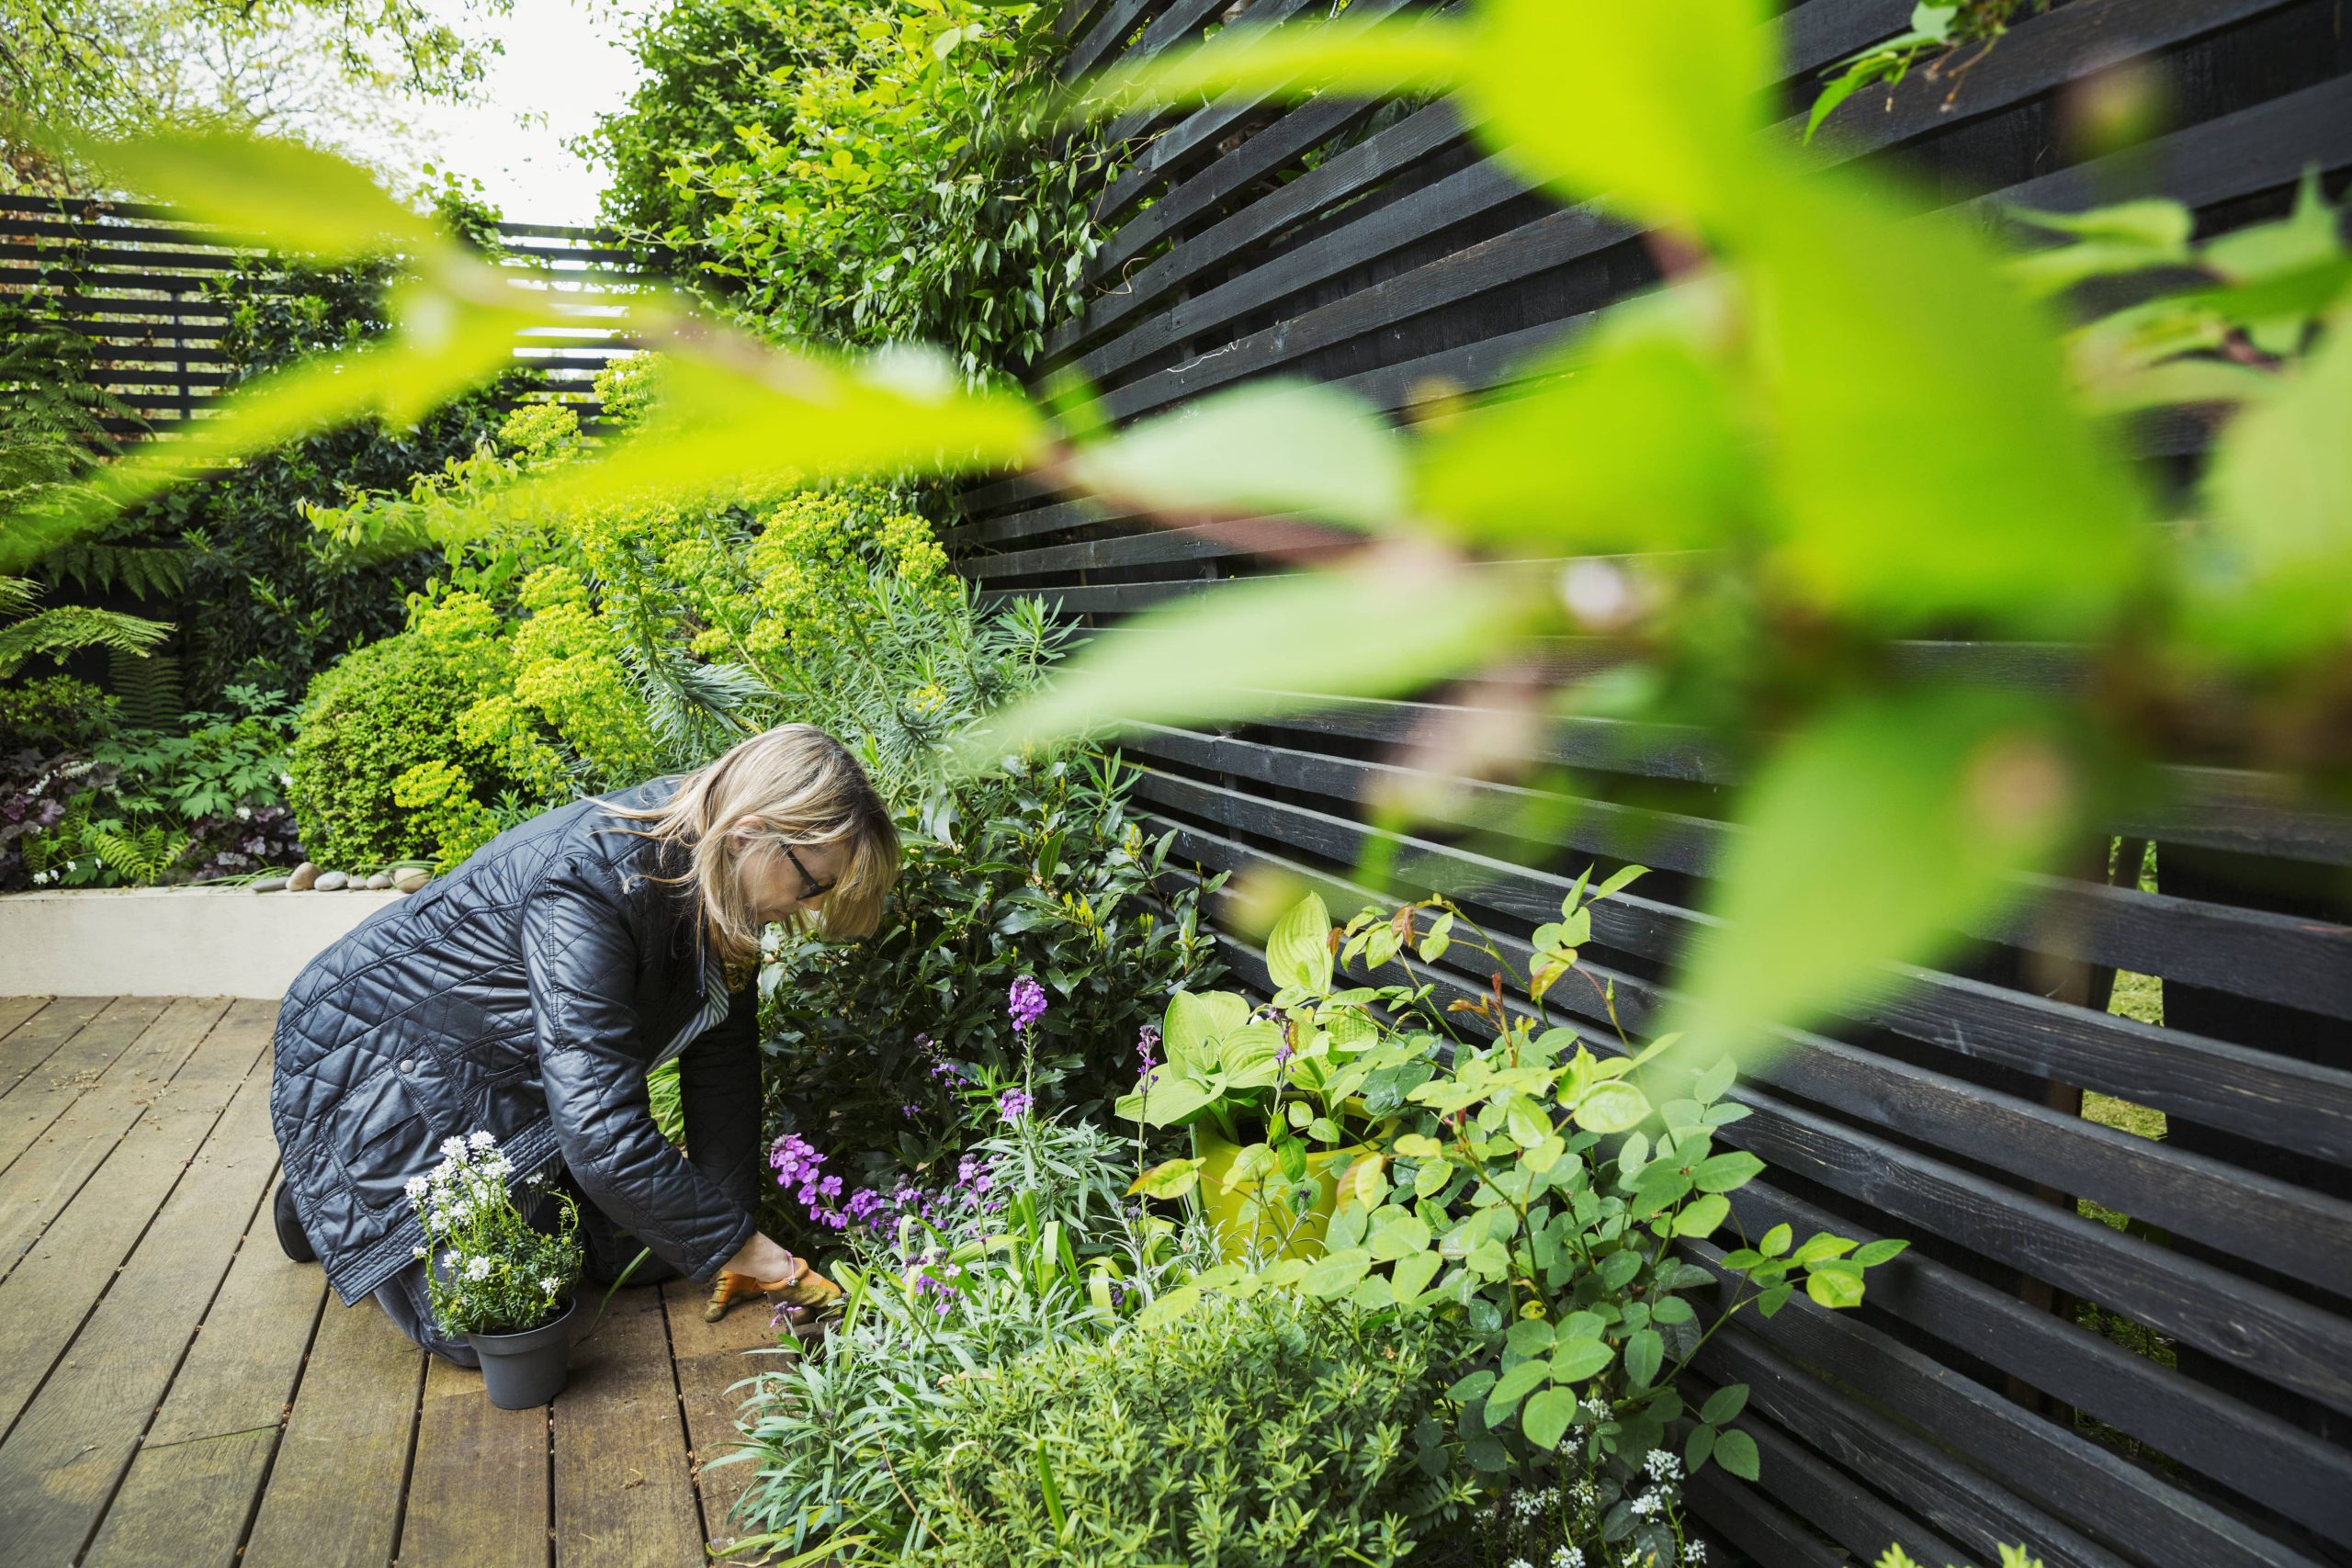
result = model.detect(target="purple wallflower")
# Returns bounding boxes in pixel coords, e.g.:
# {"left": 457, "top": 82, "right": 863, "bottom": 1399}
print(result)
{"left": 901, "top": 1102, "right": 920, "bottom": 1119}
{"left": 956, "top": 1153, "right": 995, "bottom": 1196}
{"left": 997, "top": 1088, "right": 1034, "bottom": 1122}
{"left": 1007, "top": 976, "right": 1047, "bottom": 1033}
{"left": 1137, "top": 1026, "right": 1160, "bottom": 1075}
{"left": 1272, "top": 1040, "right": 1295, "bottom": 1072}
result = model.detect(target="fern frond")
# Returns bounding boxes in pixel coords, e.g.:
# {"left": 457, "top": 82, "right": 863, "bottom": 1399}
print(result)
{"left": 0, "top": 604, "right": 174, "bottom": 679}
{"left": 40, "top": 540, "right": 191, "bottom": 600}
{"left": 109, "top": 647, "right": 185, "bottom": 729}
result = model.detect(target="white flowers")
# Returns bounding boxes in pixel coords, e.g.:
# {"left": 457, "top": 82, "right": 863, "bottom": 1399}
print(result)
{"left": 235, "top": 806, "right": 254, "bottom": 821}
{"left": 439, "top": 1135, "right": 469, "bottom": 1162}
{"left": 463, "top": 1257, "right": 492, "bottom": 1281}
{"left": 278, "top": 772, "right": 293, "bottom": 788}
{"left": 540, "top": 1276, "right": 560, "bottom": 1294}
{"left": 404, "top": 1175, "right": 428, "bottom": 1202}
{"left": 467, "top": 1129, "right": 495, "bottom": 1151}
{"left": 1553, "top": 1549, "right": 1585, "bottom": 1568}
{"left": 1683, "top": 1545, "right": 1705, "bottom": 1564}
{"left": 1510, "top": 1486, "right": 1560, "bottom": 1519}
{"left": 1643, "top": 1449, "right": 1683, "bottom": 1483}
{"left": 1507, "top": 1558, "right": 1533, "bottom": 1568}
{"left": 1630, "top": 1490, "right": 1666, "bottom": 1518}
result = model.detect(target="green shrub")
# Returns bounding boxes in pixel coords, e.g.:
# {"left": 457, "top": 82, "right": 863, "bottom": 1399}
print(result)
{"left": 895, "top": 1290, "right": 1472, "bottom": 1568}
{"left": 0, "top": 674, "right": 115, "bottom": 748}
{"left": 288, "top": 620, "right": 525, "bottom": 871}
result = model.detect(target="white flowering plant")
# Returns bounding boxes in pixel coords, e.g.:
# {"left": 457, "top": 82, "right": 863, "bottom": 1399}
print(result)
{"left": 1480, "top": 1453, "right": 1697, "bottom": 1568}
{"left": 410, "top": 1131, "right": 583, "bottom": 1337}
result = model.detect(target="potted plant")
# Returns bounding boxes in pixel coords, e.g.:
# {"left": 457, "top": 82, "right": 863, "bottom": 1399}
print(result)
{"left": 1118, "top": 892, "right": 1380, "bottom": 1261}
{"left": 410, "top": 1131, "right": 584, "bottom": 1408}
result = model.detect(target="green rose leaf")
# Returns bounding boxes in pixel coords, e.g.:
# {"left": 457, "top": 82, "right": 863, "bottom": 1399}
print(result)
{"left": 1623, "top": 1327, "right": 1665, "bottom": 1388}
{"left": 1672, "top": 1192, "right": 1731, "bottom": 1238}
{"left": 1551, "top": 1337, "right": 1614, "bottom": 1382}
{"left": 1300, "top": 1247, "right": 1372, "bottom": 1299}
{"left": 1713, "top": 1427, "right": 1761, "bottom": 1481}
{"left": 1574, "top": 1079, "right": 1652, "bottom": 1134}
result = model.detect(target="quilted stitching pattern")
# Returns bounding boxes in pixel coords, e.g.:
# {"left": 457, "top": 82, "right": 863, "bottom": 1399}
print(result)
{"left": 271, "top": 780, "right": 763, "bottom": 1304}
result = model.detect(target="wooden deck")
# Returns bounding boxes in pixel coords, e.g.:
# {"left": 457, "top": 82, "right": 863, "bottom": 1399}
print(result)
{"left": 0, "top": 996, "right": 787, "bottom": 1568}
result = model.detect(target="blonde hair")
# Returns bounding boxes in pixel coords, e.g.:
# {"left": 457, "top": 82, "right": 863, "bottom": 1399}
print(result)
{"left": 604, "top": 724, "right": 899, "bottom": 967}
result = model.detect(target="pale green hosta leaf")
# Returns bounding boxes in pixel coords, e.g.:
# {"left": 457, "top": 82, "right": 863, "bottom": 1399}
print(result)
{"left": 1076, "top": 7, "right": 1473, "bottom": 114}
{"left": 2195, "top": 315, "right": 2352, "bottom": 662}
{"left": 1266, "top": 891, "right": 1336, "bottom": 994}
{"left": 67, "top": 128, "right": 441, "bottom": 260}
{"left": 1165, "top": 990, "right": 1252, "bottom": 1068}
{"left": 1744, "top": 173, "right": 2149, "bottom": 635}
{"left": 1664, "top": 685, "right": 2083, "bottom": 1058}
{"left": 1465, "top": 0, "right": 1774, "bottom": 230}
{"left": 959, "top": 549, "right": 1527, "bottom": 759}
{"left": 1067, "top": 378, "right": 1410, "bottom": 531}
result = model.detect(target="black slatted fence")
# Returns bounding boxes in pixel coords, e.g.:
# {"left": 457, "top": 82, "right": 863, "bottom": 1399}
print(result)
{"left": 0, "top": 192, "right": 663, "bottom": 434}
{"left": 956, "top": 3, "right": 2352, "bottom": 1565}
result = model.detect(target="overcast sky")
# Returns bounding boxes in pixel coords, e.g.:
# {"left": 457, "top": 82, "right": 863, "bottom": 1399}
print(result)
{"left": 399, "top": 0, "right": 655, "bottom": 228}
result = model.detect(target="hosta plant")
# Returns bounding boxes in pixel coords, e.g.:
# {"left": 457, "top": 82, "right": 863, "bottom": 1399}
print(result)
{"left": 1148, "top": 876, "right": 1905, "bottom": 1522}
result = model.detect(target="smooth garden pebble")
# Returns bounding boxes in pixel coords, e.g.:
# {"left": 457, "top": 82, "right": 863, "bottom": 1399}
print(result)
{"left": 364, "top": 873, "right": 391, "bottom": 890}
{"left": 250, "top": 875, "right": 289, "bottom": 894}
{"left": 314, "top": 870, "right": 350, "bottom": 891}
{"left": 393, "top": 868, "right": 431, "bottom": 894}
{"left": 286, "top": 862, "right": 320, "bottom": 892}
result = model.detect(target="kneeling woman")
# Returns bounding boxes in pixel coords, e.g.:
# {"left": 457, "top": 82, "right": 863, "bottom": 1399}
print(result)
{"left": 268, "top": 725, "right": 899, "bottom": 1363}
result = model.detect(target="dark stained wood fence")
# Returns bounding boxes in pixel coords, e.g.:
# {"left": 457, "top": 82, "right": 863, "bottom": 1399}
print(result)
{"left": 0, "top": 193, "right": 662, "bottom": 435}
{"left": 956, "top": 3, "right": 2352, "bottom": 1565}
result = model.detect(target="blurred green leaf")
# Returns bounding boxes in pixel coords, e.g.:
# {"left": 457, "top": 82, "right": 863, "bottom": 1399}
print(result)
{"left": 2008, "top": 199, "right": 2193, "bottom": 249}
{"left": 67, "top": 129, "right": 442, "bottom": 260}
{"left": 456, "top": 345, "right": 1048, "bottom": 533}
{"left": 1744, "top": 174, "right": 2148, "bottom": 634}
{"left": 2195, "top": 313, "right": 2352, "bottom": 662}
{"left": 1068, "top": 380, "right": 1408, "bottom": 531}
{"left": 2203, "top": 168, "right": 2339, "bottom": 285}
{"left": 1415, "top": 319, "right": 1756, "bottom": 552}
{"left": 1665, "top": 684, "right": 2082, "bottom": 1056}
{"left": 1076, "top": 8, "right": 1471, "bottom": 114}
{"left": 1465, "top": 0, "right": 1772, "bottom": 228}
{"left": 960, "top": 553, "right": 1526, "bottom": 758}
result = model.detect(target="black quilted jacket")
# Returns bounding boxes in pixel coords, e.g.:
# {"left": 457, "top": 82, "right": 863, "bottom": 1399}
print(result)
{"left": 271, "top": 779, "right": 763, "bottom": 1305}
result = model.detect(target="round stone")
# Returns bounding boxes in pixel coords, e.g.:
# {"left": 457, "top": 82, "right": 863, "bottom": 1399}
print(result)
{"left": 286, "top": 862, "right": 320, "bottom": 892}
{"left": 313, "top": 871, "right": 350, "bottom": 892}
{"left": 364, "top": 873, "right": 391, "bottom": 890}
{"left": 250, "top": 876, "right": 289, "bottom": 894}
{"left": 392, "top": 868, "right": 431, "bottom": 894}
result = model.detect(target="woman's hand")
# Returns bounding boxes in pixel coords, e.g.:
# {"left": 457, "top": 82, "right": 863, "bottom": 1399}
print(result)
{"left": 721, "top": 1230, "right": 797, "bottom": 1280}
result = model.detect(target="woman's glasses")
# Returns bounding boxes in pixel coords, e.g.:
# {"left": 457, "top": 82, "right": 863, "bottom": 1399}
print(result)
{"left": 781, "top": 842, "right": 835, "bottom": 900}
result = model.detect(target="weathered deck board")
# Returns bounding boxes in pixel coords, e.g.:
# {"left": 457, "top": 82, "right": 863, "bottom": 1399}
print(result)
{"left": 662, "top": 1276, "right": 787, "bottom": 1551}
{"left": 82, "top": 1177, "right": 327, "bottom": 1568}
{"left": 237, "top": 1294, "right": 428, "bottom": 1568}
{"left": 0, "top": 997, "right": 234, "bottom": 1279}
{"left": 0, "top": 996, "right": 104, "bottom": 1098}
{"left": 0, "top": 1002, "right": 274, "bottom": 1562}
{"left": 400, "top": 1354, "right": 553, "bottom": 1567}
{"left": 0, "top": 997, "right": 797, "bottom": 1567}
{"left": 0, "top": 996, "right": 169, "bottom": 1174}
{"left": 553, "top": 1286, "right": 707, "bottom": 1568}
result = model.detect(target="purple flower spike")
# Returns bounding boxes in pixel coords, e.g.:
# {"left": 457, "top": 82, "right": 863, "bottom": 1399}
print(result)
{"left": 1007, "top": 976, "right": 1047, "bottom": 1033}
{"left": 997, "top": 1088, "right": 1034, "bottom": 1122}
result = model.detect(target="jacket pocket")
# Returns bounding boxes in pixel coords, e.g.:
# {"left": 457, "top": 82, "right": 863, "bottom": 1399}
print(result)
{"left": 329, "top": 1069, "right": 428, "bottom": 1213}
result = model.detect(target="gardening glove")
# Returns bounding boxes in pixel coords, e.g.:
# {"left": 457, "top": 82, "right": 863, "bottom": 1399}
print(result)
{"left": 702, "top": 1252, "right": 844, "bottom": 1323}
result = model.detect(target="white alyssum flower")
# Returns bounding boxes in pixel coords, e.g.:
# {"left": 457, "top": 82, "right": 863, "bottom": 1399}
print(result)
{"left": 236, "top": 806, "right": 254, "bottom": 820}
{"left": 463, "top": 1257, "right": 492, "bottom": 1280}
{"left": 1644, "top": 1449, "right": 1682, "bottom": 1482}
{"left": 1630, "top": 1491, "right": 1665, "bottom": 1518}
{"left": 468, "top": 1129, "right": 495, "bottom": 1151}
{"left": 413, "top": 1246, "right": 427, "bottom": 1258}
{"left": 1683, "top": 1545, "right": 1705, "bottom": 1565}
{"left": 439, "top": 1136, "right": 468, "bottom": 1161}
{"left": 1506, "top": 1558, "right": 1533, "bottom": 1568}
{"left": 1553, "top": 1549, "right": 1584, "bottom": 1568}
{"left": 1582, "top": 1396, "right": 1609, "bottom": 1419}
{"left": 540, "top": 1276, "right": 560, "bottom": 1293}
{"left": 404, "top": 1175, "right": 428, "bottom": 1202}
{"left": 1570, "top": 1480, "right": 1598, "bottom": 1507}
{"left": 441, "top": 1252, "right": 458, "bottom": 1273}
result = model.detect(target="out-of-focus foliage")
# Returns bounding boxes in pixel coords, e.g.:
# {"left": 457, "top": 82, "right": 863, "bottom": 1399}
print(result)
{"left": 1806, "top": 2, "right": 2051, "bottom": 144}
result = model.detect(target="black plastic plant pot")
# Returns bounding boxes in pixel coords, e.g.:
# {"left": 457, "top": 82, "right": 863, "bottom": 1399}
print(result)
{"left": 466, "top": 1296, "right": 578, "bottom": 1409}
